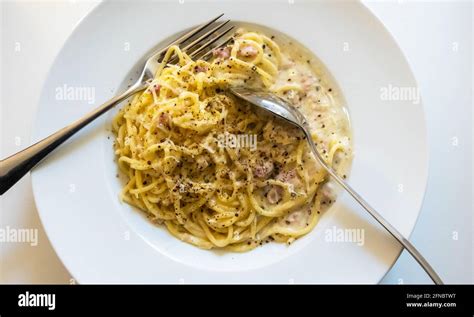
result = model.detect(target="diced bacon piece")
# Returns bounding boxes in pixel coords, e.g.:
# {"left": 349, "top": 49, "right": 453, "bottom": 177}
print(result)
{"left": 253, "top": 161, "right": 274, "bottom": 179}
{"left": 194, "top": 65, "right": 208, "bottom": 73}
{"left": 276, "top": 168, "right": 302, "bottom": 189}
{"left": 287, "top": 212, "right": 299, "bottom": 223}
{"left": 302, "top": 75, "right": 317, "bottom": 90}
{"left": 158, "top": 112, "right": 170, "bottom": 129}
{"left": 276, "top": 169, "right": 296, "bottom": 183}
{"left": 153, "top": 84, "right": 161, "bottom": 93}
{"left": 267, "top": 186, "right": 282, "bottom": 204}
{"left": 320, "top": 182, "right": 336, "bottom": 203}
{"left": 238, "top": 45, "right": 258, "bottom": 58}
{"left": 212, "top": 47, "right": 231, "bottom": 59}
{"left": 266, "top": 169, "right": 301, "bottom": 204}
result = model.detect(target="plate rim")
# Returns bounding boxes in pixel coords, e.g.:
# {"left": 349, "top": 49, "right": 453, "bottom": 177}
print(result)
{"left": 30, "top": 0, "right": 429, "bottom": 284}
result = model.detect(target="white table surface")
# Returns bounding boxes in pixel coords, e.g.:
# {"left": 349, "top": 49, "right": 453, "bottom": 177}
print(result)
{"left": 0, "top": 0, "right": 472, "bottom": 284}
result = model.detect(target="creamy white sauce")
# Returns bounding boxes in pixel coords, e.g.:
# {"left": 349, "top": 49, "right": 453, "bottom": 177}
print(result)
{"left": 269, "top": 34, "right": 353, "bottom": 230}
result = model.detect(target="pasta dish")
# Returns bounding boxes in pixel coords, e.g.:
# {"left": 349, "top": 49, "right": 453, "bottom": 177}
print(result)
{"left": 112, "top": 28, "right": 352, "bottom": 251}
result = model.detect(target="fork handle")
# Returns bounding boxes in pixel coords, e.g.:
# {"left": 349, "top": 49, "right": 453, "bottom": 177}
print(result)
{"left": 303, "top": 130, "right": 444, "bottom": 285}
{"left": 0, "top": 83, "right": 146, "bottom": 195}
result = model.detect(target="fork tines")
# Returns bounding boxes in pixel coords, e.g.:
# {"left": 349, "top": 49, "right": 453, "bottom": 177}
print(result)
{"left": 163, "top": 14, "right": 234, "bottom": 64}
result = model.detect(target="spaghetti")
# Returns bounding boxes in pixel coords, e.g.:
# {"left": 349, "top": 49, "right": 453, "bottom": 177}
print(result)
{"left": 112, "top": 29, "right": 352, "bottom": 251}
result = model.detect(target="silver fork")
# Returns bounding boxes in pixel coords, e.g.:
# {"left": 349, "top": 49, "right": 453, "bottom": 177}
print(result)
{"left": 230, "top": 87, "right": 444, "bottom": 285}
{"left": 0, "top": 14, "right": 234, "bottom": 195}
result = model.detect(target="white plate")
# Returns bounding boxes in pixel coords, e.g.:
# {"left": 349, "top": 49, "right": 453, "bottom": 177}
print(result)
{"left": 32, "top": 0, "right": 428, "bottom": 283}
